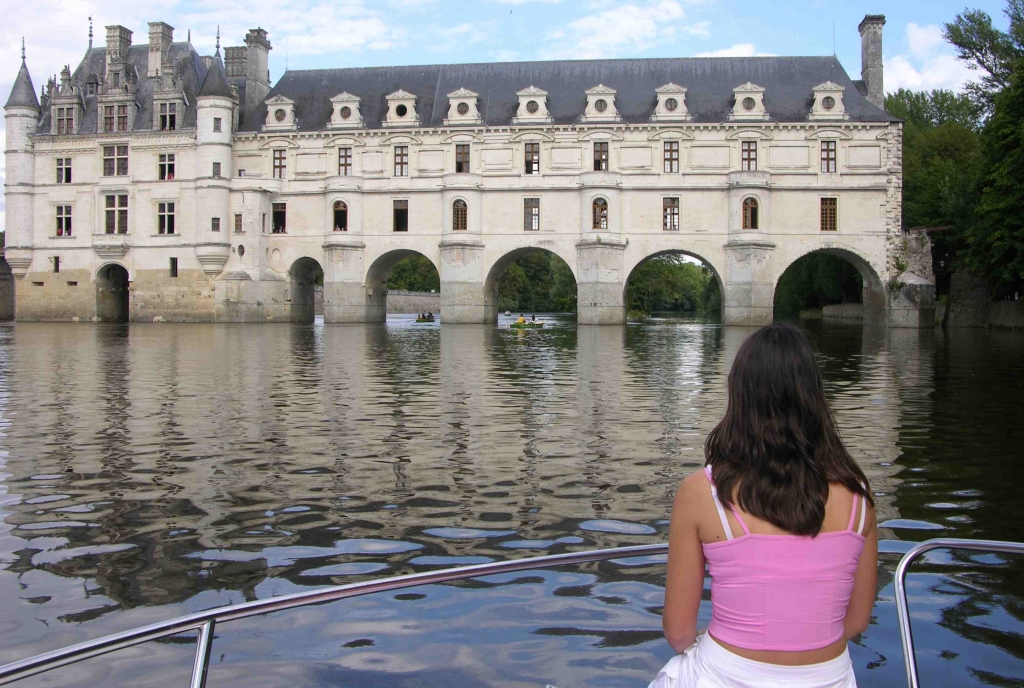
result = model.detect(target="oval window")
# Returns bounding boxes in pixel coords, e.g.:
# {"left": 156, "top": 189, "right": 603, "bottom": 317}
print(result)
{"left": 238, "top": 245, "right": 245, "bottom": 257}
{"left": 594, "top": 99, "right": 608, "bottom": 113}
{"left": 457, "top": 102, "right": 469, "bottom": 115}
{"left": 526, "top": 100, "right": 539, "bottom": 114}
{"left": 396, "top": 104, "right": 408, "bottom": 117}
{"left": 665, "top": 97, "right": 678, "bottom": 112}
{"left": 742, "top": 97, "right": 756, "bottom": 111}
{"left": 274, "top": 108, "right": 286, "bottom": 122}
{"left": 340, "top": 106, "right": 352, "bottom": 119}
{"left": 822, "top": 96, "right": 836, "bottom": 110}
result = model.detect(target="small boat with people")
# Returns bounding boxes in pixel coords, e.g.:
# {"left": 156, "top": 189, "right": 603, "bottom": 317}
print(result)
{"left": 415, "top": 312, "right": 436, "bottom": 323}
{"left": 509, "top": 314, "right": 544, "bottom": 329}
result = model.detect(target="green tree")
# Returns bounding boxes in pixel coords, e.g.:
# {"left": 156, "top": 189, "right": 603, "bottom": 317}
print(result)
{"left": 387, "top": 256, "right": 440, "bottom": 292}
{"left": 944, "top": 1, "right": 1024, "bottom": 110}
{"left": 624, "top": 255, "right": 718, "bottom": 316}
{"left": 773, "top": 254, "right": 863, "bottom": 318}
{"left": 496, "top": 252, "right": 578, "bottom": 312}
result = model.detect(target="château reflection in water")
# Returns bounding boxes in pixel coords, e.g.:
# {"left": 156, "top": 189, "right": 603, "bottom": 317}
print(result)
{"left": 0, "top": 317, "right": 1022, "bottom": 686}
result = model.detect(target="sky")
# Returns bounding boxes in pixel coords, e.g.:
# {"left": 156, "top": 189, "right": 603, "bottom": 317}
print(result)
{"left": 0, "top": 0, "right": 1010, "bottom": 235}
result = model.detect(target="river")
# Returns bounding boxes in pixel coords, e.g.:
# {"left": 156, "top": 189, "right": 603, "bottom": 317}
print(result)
{"left": 0, "top": 315, "right": 1021, "bottom": 687}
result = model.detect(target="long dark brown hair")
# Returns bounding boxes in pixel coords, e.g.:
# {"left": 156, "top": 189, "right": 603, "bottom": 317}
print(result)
{"left": 705, "top": 322, "right": 872, "bottom": 536}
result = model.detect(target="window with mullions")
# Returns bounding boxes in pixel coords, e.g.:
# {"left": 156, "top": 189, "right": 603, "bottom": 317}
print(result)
{"left": 664, "top": 141, "right": 679, "bottom": 173}
{"left": 157, "top": 202, "right": 175, "bottom": 234}
{"left": 103, "top": 145, "right": 128, "bottom": 176}
{"left": 333, "top": 201, "right": 348, "bottom": 231}
{"left": 453, "top": 199, "right": 467, "bottom": 231}
{"left": 820, "top": 198, "right": 838, "bottom": 232}
{"left": 212, "top": 217, "right": 221, "bottom": 232}
{"left": 663, "top": 198, "right": 679, "bottom": 231}
{"left": 213, "top": 162, "right": 221, "bottom": 178}
{"left": 455, "top": 144, "right": 470, "bottom": 173}
{"left": 56, "top": 107, "right": 74, "bottom": 135}
{"left": 105, "top": 194, "right": 128, "bottom": 234}
{"left": 742, "top": 197, "right": 759, "bottom": 230}
{"left": 339, "top": 147, "right": 352, "bottom": 176}
{"left": 593, "top": 142, "right": 609, "bottom": 171}
{"left": 234, "top": 213, "right": 243, "bottom": 233}
{"left": 525, "top": 143, "right": 540, "bottom": 175}
{"left": 158, "top": 153, "right": 175, "bottom": 180}
{"left": 741, "top": 141, "right": 757, "bottom": 171}
{"left": 103, "top": 105, "right": 115, "bottom": 132}
{"left": 55, "top": 206, "right": 72, "bottom": 236}
{"left": 592, "top": 198, "right": 608, "bottom": 230}
{"left": 159, "top": 102, "right": 176, "bottom": 130}
{"left": 821, "top": 141, "right": 837, "bottom": 173}
{"left": 394, "top": 146, "right": 409, "bottom": 177}
{"left": 117, "top": 104, "right": 129, "bottom": 131}
{"left": 524, "top": 198, "right": 540, "bottom": 231}
{"left": 273, "top": 149, "right": 286, "bottom": 179}
{"left": 272, "top": 203, "right": 287, "bottom": 233}
{"left": 56, "top": 158, "right": 72, "bottom": 184}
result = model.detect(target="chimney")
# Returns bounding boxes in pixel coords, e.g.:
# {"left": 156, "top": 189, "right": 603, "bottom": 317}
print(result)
{"left": 243, "top": 28, "right": 272, "bottom": 114}
{"left": 148, "top": 22, "right": 174, "bottom": 77}
{"left": 105, "top": 25, "right": 133, "bottom": 66}
{"left": 859, "top": 14, "right": 886, "bottom": 109}
{"left": 224, "top": 46, "right": 247, "bottom": 78}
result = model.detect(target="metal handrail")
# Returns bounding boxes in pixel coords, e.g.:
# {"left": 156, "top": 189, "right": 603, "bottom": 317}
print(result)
{"left": 895, "top": 538, "right": 1024, "bottom": 688}
{"left": 0, "top": 543, "right": 668, "bottom": 686}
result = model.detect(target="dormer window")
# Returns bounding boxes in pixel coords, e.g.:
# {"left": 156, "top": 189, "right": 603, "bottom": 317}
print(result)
{"left": 328, "top": 92, "right": 363, "bottom": 129}
{"left": 159, "top": 102, "right": 176, "bottom": 130}
{"left": 56, "top": 107, "right": 74, "bottom": 135}
{"left": 264, "top": 95, "right": 298, "bottom": 131}
{"left": 730, "top": 83, "right": 768, "bottom": 121}
{"left": 652, "top": 83, "right": 691, "bottom": 122}
{"left": 810, "top": 82, "right": 848, "bottom": 121}
{"left": 514, "top": 86, "right": 552, "bottom": 124}
{"left": 87, "top": 82, "right": 95, "bottom": 96}
{"left": 112, "top": 72, "right": 121, "bottom": 89}
{"left": 384, "top": 90, "right": 419, "bottom": 127}
{"left": 445, "top": 88, "right": 481, "bottom": 125}
{"left": 582, "top": 85, "right": 621, "bottom": 122}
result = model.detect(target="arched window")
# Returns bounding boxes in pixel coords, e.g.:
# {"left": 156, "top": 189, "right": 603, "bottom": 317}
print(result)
{"left": 453, "top": 199, "right": 468, "bottom": 231}
{"left": 333, "top": 200, "right": 348, "bottom": 232}
{"left": 592, "top": 198, "right": 608, "bottom": 230}
{"left": 742, "top": 197, "right": 759, "bottom": 230}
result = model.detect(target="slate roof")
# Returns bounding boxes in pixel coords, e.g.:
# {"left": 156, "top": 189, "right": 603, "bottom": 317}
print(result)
{"left": 198, "top": 50, "right": 234, "bottom": 99}
{"left": 5, "top": 60, "right": 39, "bottom": 109}
{"left": 240, "top": 55, "right": 894, "bottom": 133}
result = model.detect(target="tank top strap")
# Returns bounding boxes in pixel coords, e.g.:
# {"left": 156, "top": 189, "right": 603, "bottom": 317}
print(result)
{"left": 847, "top": 493, "right": 860, "bottom": 532}
{"left": 704, "top": 466, "right": 734, "bottom": 540}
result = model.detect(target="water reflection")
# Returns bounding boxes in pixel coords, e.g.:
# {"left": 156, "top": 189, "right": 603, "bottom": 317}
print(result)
{"left": 0, "top": 318, "right": 1021, "bottom": 686}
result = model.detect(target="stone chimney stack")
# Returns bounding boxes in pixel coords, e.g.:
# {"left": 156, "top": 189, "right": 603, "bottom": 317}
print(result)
{"left": 224, "top": 46, "right": 247, "bottom": 78}
{"left": 148, "top": 22, "right": 174, "bottom": 77}
{"left": 105, "top": 25, "right": 133, "bottom": 65}
{"left": 243, "top": 28, "right": 272, "bottom": 114}
{"left": 859, "top": 14, "right": 886, "bottom": 109}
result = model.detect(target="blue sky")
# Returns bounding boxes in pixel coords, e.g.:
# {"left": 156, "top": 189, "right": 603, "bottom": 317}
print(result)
{"left": 0, "top": 0, "right": 1010, "bottom": 233}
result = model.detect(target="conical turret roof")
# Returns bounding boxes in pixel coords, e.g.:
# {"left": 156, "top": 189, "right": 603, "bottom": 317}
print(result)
{"left": 6, "top": 59, "right": 39, "bottom": 109}
{"left": 198, "top": 49, "right": 233, "bottom": 99}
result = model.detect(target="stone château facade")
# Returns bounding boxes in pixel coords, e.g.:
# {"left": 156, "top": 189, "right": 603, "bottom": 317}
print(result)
{"left": 3, "top": 15, "right": 934, "bottom": 326}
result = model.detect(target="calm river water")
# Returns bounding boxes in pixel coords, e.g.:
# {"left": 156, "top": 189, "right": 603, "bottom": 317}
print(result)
{"left": 0, "top": 315, "right": 1022, "bottom": 687}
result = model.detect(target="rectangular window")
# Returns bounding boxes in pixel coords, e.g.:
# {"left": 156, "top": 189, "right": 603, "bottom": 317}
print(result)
{"left": 234, "top": 213, "right": 243, "bottom": 233}
{"left": 103, "top": 145, "right": 129, "bottom": 177}
{"left": 272, "top": 203, "right": 287, "bottom": 233}
{"left": 157, "top": 202, "right": 175, "bottom": 234}
{"left": 821, "top": 141, "right": 837, "bottom": 173}
{"left": 158, "top": 153, "right": 175, "bottom": 180}
{"left": 393, "top": 200, "right": 409, "bottom": 232}
{"left": 524, "top": 198, "right": 540, "bottom": 231}
{"left": 262, "top": 213, "right": 266, "bottom": 233}
{"left": 338, "top": 147, "right": 352, "bottom": 176}
{"left": 664, "top": 141, "right": 679, "bottom": 173}
{"left": 455, "top": 144, "right": 470, "bottom": 173}
{"left": 272, "top": 149, "right": 286, "bottom": 179}
{"left": 238, "top": 169, "right": 246, "bottom": 177}
{"left": 54, "top": 256, "right": 60, "bottom": 274}
{"left": 169, "top": 257, "right": 178, "bottom": 278}
{"left": 820, "top": 198, "right": 838, "bottom": 232}
{"left": 394, "top": 146, "right": 409, "bottom": 177}
{"left": 112, "top": 72, "right": 121, "bottom": 89}
{"left": 212, "top": 162, "right": 221, "bottom": 178}
{"left": 56, "top": 158, "right": 72, "bottom": 184}
{"left": 117, "top": 104, "right": 129, "bottom": 131}
{"left": 55, "top": 206, "right": 72, "bottom": 236}
{"left": 525, "top": 143, "right": 540, "bottom": 175}
{"left": 56, "top": 107, "right": 74, "bottom": 135}
{"left": 104, "top": 194, "right": 128, "bottom": 234}
{"left": 741, "top": 141, "right": 757, "bottom": 171}
{"left": 593, "top": 142, "right": 609, "bottom": 171}
{"left": 213, "top": 117, "right": 222, "bottom": 133}
{"left": 212, "top": 217, "right": 221, "bottom": 232}
{"left": 159, "top": 102, "right": 176, "bottom": 130}
{"left": 663, "top": 198, "right": 680, "bottom": 231}
{"left": 103, "top": 105, "right": 115, "bottom": 132}
{"left": 87, "top": 82, "right": 95, "bottom": 95}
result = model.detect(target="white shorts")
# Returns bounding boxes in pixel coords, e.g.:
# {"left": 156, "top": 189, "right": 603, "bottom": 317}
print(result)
{"left": 649, "top": 634, "right": 858, "bottom": 688}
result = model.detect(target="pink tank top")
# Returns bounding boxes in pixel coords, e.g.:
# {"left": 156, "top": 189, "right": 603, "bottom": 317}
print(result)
{"left": 701, "top": 466, "right": 867, "bottom": 652}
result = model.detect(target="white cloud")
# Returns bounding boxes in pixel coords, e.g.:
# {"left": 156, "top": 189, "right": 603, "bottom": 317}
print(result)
{"left": 696, "top": 43, "right": 773, "bottom": 57}
{"left": 885, "top": 23, "right": 977, "bottom": 93}
{"left": 541, "top": 0, "right": 707, "bottom": 60}
{"left": 429, "top": 22, "right": 492, "bottom": 52}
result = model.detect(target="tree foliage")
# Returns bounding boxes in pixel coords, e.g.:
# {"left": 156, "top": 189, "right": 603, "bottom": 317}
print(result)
{"left": 774, "top": 254, "right": 863, "bottom": 318}
{"left": 624, "top": 255, "right": 720, "bottom": 316}
{"left": 497, "top": 252, "right": 577, "bottom": 312}
{"left": 944, "top": 1, "right": 1024, "bottom": 110}
{"left": 387, "top": 256, "right": 440, "bottom": 292}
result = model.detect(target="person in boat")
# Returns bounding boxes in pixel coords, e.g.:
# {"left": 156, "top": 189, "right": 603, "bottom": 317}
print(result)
{"left": 530, "top": 314, "right": 536, "bottom": 322}
{"left": 427, "top": 312, "right": 434, "bottom": 321}
{"left": 516, "top": 314, "right": 526, "bottom": 324}
{"left": 652, "top": 323, "right": 876, "bottom": 688}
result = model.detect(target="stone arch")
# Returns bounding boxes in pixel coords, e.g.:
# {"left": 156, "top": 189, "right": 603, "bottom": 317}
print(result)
{"left": 483, "top": 245, "right": 579, "bottom": 322}
{"left": 95, "top": 263, "right": 131, "bottom": 322}
{"left": 623, "top": 249, "right": 725, "bottom": 319}
{"left": 289, "top": 257, "right": 325, "bottom": 323}
{"left": 365, "top": 249, "right": 441, "bottom": 321}
{"left": 773, "top": 244, "right": 886, "bottom": 321}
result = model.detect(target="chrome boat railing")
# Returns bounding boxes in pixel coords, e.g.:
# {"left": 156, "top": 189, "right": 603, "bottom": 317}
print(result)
{"left": 895, "top": 538, "right": 1024, "bottom": 688}
{"left": 0, "top": 543, "right": 669, "bottom": 687}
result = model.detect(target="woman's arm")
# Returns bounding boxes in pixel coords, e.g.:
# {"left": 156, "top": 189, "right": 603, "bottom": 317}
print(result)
{"left": 662, "top": 473, "right": 707, "bottom": 653}
{"left": 844, "top": 501, "right": 878, "bottom": 640}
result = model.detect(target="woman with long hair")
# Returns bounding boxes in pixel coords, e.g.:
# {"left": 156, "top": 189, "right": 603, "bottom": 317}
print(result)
{"left": 651, "top": 323, "right": 877, "bottom": 688}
